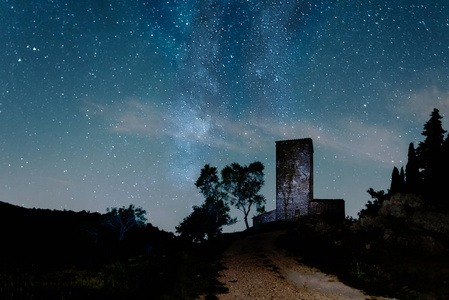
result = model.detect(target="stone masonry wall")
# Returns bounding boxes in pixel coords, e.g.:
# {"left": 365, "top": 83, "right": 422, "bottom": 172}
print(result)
{"left": 252, "top": 210, "right": 276, "bottom": 227}
{"left": 308, "top": 199, "right": 345, "bottom": 219}
{"left": 275, "top": 139, "right": 313, "bottom": 221}
{"left": 252, "top": 138, "right": 345, "bottom": 227}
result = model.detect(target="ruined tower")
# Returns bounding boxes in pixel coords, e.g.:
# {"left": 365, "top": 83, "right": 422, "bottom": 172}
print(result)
{"left": 252, "top": 138, "right": 344, "bottom": 227}
{"left": 275, "top": 138, "right": 313, "bottom": 221}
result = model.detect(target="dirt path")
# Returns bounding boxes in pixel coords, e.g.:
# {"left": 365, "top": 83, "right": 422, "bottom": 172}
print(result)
{"left": 216, "top": 230, "right": 393, "bottom": 299}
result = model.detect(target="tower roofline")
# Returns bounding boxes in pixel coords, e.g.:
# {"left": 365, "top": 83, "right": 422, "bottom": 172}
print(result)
{"left": 275, "top": 138, "right": 312, "bottom": 144}
{"left": 275, "top": 138, "right": 313, "bottom": 152}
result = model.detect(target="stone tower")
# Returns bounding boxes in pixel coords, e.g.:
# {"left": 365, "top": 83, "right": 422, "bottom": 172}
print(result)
{"left": 275, "top": 138, "right": 313, "bottom": 221}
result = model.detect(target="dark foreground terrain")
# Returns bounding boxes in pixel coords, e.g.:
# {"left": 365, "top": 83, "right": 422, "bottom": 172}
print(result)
{"left": 217, "top": 219, "right": 449, "bottom": 300}
{"left": 1, "top": 200, "right": 449, "bottom": 299}
{"left": 0, "top": 201, "right": 226, "bottom": 299}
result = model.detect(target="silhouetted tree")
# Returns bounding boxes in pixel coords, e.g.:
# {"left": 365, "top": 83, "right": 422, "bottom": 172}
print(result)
{"left": 405, "top": 142, "right": 420, "bottom": 193}
{"left": 195, "top": 164, "right": 221, "bottom": 199}
{"left": 105, "top": 204, "right": 147, "bottom": 241}
{"left": 390, "top": 166, "right": 404, "bottom": 195}
{"left": 359, "top": 188, "right": 389, "bottom": 218}
{"left": 176, "top": 197, "right": 236, "bottom": 242}
{"left": 416, "top": 108, "right": 446, "bottom": 190}
{"left": 176, "top": 165, "right": 236, "bottom": 242}
{"left": 361, "top": 108, "right": 448, "bottom": 216}
{"left": 399, "top": 167, "right": 405, "bottom": 191}
{"left": 176, "top": 205, "right": 209, "bottom": 243}
{"left": 221, "top": 161, "right": 266, "bottom": 229}
{"left": 443, "top": 134, "right": 449, "bottom": 183}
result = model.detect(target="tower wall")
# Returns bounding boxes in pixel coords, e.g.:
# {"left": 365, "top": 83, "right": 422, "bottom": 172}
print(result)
{"left": 275, "top": 139, "right": 313, "bottom": 221}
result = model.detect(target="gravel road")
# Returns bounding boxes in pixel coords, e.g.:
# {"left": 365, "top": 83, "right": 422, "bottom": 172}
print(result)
{"left": 215, "top": 230, "right": 394, "bottom": 300}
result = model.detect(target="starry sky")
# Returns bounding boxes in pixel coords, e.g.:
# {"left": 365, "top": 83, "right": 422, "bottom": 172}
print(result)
{"left": 1, "top": 0, "right": 449, "bottom": 232}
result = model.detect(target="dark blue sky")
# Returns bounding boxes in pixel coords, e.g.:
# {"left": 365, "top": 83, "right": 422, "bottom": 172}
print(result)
{"left": 1, "top": 0, "right": 449, "bottom": 232}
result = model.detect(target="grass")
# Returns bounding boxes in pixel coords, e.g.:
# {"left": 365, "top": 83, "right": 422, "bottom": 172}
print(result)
{"left": 0, "top": 242, "right": 228, "bottom": 300}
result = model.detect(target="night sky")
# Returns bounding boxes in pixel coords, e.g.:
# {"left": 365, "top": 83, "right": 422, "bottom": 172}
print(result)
{"left": 1, "top": 0, "right": 449, "bottom": 232}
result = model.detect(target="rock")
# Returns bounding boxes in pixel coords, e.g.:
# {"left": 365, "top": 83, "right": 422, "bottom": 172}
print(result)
{"left": 355, "top": 193, "right": 449, "bottom": 256}
{"left": 379, "top": 194, "right": 404, "bottom": 218}
{"left": 378, "top": 193, "right": 425, "bottom": 219}
{"left": 360, "top": 216, "right": 375, "bottom": 227}
{"left": 382, "top": 228, "right": 394, "bottom": 241}
{"left": 410, "top": 211, "right": 449, "bottom": 236}
{"left": 349, "top": 221, "right": 361, "bottom": 233}
{"left": 373, "top": 216, "right": 389, "bottom": 230}
{"left": 413, "top": 235, "right": 445, "bottom": 256}
{"left": 402, "top": 193, "right": 425, "bottom": 209}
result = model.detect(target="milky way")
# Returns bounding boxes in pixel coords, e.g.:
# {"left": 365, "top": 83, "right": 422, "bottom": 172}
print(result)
{"left": 1, "top": 0, "right": 449, "bottom": 232}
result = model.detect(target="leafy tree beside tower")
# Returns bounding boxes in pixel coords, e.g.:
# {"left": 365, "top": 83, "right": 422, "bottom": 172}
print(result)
{"left": 177, "top": 161, "right": 266, "bottom": 241}
{"left": 176, "top": 164, "right": 237, "bottom": 242}
{"left": 221, "top": 161, "right": 266, "bottom": 230}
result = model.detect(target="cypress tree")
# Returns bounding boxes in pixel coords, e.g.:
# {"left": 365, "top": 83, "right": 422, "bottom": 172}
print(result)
{"left": 390, "top": 166, "right": 402, "bottom": 195}
{"left": 443, "top": 135, "right": 449, "bottom": 173}
{"left": 399, "top": 166, "right": 405, "bottom": 192}
{"left": 416, "top": 108, "right": 446, "bottom": 181}
{"left": 416, "top": 108, "right": 446, "bottom": 204}
{"left": 405, "top": 142, "right": 420, "bottom": 193}
{"left": 439, "top": 134, "right": 449, "bottom": 206}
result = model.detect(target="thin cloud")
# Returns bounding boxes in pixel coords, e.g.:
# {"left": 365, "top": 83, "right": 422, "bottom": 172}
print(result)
{"left": 109, "top": 100, "right": 169, "bottom": 137}
{"left": 326, "top": 120, "right": 407, "bottom": 165}
{"left": 398, "top": 86, "right": 449, "bottom": 125}
{"left": 250, "top": 118, "right": 407, "bottom": 165}
{"left": 87, "top": 99, "right": 407, "bottom": 165}
{"left": 45, "top": 176, "right": 74, "bottom": 187}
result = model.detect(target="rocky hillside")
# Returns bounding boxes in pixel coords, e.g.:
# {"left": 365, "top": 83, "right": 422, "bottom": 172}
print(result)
{"left": 351, "top": 193, "right": 449, "bottom": 256}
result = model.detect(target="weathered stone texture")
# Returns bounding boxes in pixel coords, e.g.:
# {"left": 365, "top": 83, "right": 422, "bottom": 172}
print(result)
{"left": 275, "top": 139, "right": 313, "bottom": 221}
{"left": 309, "top": 199, "right": 345, "bottom": 219}
{"left": 252, "top": 138, "right": 345, "bottom": 227}
{"left": 253, "top": 210, "right": 276, "bottom": 227}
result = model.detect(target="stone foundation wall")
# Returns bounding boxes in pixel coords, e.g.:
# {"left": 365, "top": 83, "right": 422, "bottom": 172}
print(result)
{"left": 252, "top": 210, "right": 276, "bottom": 227}
{"left": 308, "top": 199, "right": 345, "bottom": 219}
